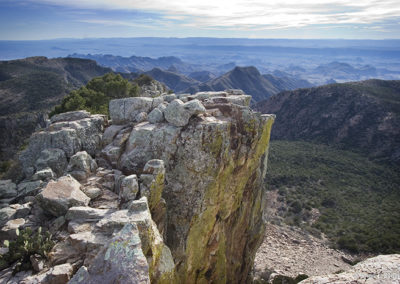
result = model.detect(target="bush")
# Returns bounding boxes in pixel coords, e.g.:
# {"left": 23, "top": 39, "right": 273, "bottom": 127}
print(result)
{"left": 133, "top": 74, "right": 153, "bottom": 86}
{"left": 50, "top": 73, "right": 140, "bottom": 117}
{"left": 0, "top": 227, "right": 54, "bottom": 274}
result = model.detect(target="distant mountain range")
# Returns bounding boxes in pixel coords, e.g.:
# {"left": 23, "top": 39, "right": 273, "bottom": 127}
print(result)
{"left": 140, "top": 66, "right": 313, "bottom": 102}
{"left": 255, "top": 79, "right": 400, "bottom": 164}
{"left": 185, "top": 66, "right": 312, "bottom": 102}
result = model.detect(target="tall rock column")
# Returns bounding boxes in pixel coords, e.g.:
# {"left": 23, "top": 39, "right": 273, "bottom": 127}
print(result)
{"left": 108, "top": 91, "right": 275, "bottom": 283}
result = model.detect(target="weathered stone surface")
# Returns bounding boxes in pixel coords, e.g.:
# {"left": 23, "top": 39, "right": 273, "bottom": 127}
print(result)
{"left": 119, "top": 123, "right": 180, "bottom": 174}
{"left": 32, "top": 167, "right": 55, "bottom": 181}
{"left": 0, "top": 180, "right": 17, "bottom": 199}
{"left": 135, "top": 111, "right": 148, "bottom": 123}
{"left": 101, "top": 124, "right": 127, "bottom": 146}
{"left": 101, "top": 127, "right": 131, "bottom": 168}
{"left": 50, "top": 110, "right": 91, "bottom": 123}
{"left": 36, "top": 176, "right": 90, "bottom": 217}
{"left": 164, "top": 99, "right": 206, "bottom": 127}
{"left": 116, "top": 98, "right": 275, "bottom": 282}
{"left": 47, "top": 115, "right": 107, "bottom": 156}
{"left": 65, "top": 207, "right": 114, "bottom": 221}
{"left": 67, "top": 151, "right": 97, "bottom": 182}
{"left": 109, "top": 97, "right": 153, "bottom": 124}
{"left": 69, "top": 223, "right": 150, "bottom": 284}
{"left": 148, "top": 108, "right": 164, "bottom": 124}
{"left": 119, "top": 174, "right": 139, "bottom": 204}
{"left": 35, "top": 148, "right": 68, "bottom": 177}
{"left": 20, "top": 114, "right": 106, "bottom": 177}
{"left": 17, "top": 180, "right": 42, "bottom": 198}
{"left": 301, "top": 254, "right": 400, "bottom": 284}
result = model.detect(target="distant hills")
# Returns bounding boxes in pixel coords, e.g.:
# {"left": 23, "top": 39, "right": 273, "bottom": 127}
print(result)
{"left": 140, "top": 65, "right": 313, "bottom": 102}
{"left": 0, "top": 56, "right": 111, "bottom": 116}
{"left": 185, "top": 66, "right": 313, "bottom": 102}
{"left": 255, "top": 79, "right": 400, "bottom": 164}
{"left": 0, "top": 56, "right": 111, "bottom": 163}
{"left": 144, "top": 68, "right": 200, "bottom": 93}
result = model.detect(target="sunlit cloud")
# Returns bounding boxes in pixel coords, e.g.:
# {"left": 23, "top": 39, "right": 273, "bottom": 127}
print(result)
{"left": 24, "top": 0, "right": 400, "bottom": 31}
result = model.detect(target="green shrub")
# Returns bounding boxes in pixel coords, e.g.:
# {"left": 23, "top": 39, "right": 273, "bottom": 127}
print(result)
{"left": 49, "top": 73, "right": 140, "bottom": 117}
{"left": 133, "top": 74, "right": 153, "bottom": 86}
{"left": 0, "top": 227, "right": 54, "bottom": 274}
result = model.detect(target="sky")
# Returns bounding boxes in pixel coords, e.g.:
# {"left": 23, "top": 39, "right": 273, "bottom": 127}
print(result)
{"left": 0, "top": 0, "right": 400, "bottom": 40}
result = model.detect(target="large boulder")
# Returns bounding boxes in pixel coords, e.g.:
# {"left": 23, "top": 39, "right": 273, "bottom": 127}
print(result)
{"left": 109, "top": 97, "right": 153, "bottom": 124}
{"left": 36, "top": 175, "right": 90, "bottom": 217}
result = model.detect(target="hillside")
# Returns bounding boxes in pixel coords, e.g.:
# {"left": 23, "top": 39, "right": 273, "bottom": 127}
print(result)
{"left": 0, "top": 57, "right": 112, "bottom": 115}
{"left": 265, "top": 140, "right": 400, "bottom": 254}
{"left": 186, "top": 66, "right": 313, "bottom": 102}
{"left": 255, "top": 79, "right": 400, "bottom": 164}
{"left": 0, "top": 56, "right": 111, "bottom": 164}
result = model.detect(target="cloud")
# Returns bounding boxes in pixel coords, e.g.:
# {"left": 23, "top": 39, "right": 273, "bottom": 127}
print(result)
{"left": 25, "top": 0, "right": 400, "bottom": 30}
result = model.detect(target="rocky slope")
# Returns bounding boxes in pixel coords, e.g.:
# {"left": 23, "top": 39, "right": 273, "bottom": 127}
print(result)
{"left": 255, "top": 79, "right": 400, "bottom": 164}
{"left": 0, "top": 90, "right": 275, "bottom": 283}
{"left": 0, "top": 57, "right": 111, "bottom": 163}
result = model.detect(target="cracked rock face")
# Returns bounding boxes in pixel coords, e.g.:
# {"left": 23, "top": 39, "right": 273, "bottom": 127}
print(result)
{"left": 2, "top": 90, "right": 274, "bottom": 284}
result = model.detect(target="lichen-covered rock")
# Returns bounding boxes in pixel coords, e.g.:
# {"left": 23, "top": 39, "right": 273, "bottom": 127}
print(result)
{"left": 140, "top": 159, "right": 165, "bottom": 212}
{"left": 112, "top": 93, "right": 275, "bottom": 282}
{"left": 67, "top": 151, "right": 97, "bottom": 182}
{"left": 68, "top": 223, "right": 150, "bottom": 284}
{"left": 119, "top": 174, "right": 139, "bottom": 204}
{"left": 36, "top": 175, "right": 90, "bottom": 217}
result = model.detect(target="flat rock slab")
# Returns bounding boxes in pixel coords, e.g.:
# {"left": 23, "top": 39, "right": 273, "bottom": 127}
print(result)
{"left": 36, "top": 176, "right": 90, "bottom": 217}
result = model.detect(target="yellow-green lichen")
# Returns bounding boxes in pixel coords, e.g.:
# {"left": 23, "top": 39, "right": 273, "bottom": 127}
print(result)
{"left": 180, "top": 116, "right": 274, "bottom": 283}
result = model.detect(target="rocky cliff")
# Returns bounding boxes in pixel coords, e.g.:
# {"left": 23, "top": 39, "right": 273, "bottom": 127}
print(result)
{"left": 0, "top": 89, "right": 274, "bottom": 283}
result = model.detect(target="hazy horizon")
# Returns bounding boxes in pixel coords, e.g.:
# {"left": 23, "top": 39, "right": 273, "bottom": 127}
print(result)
{"left": 1, "top": 0, "right": 399, "bottom": 40}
